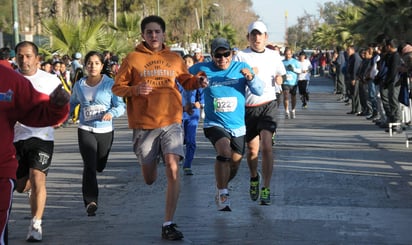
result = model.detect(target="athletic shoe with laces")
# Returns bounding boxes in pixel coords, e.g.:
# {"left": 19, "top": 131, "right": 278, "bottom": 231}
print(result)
{"left": 285, "top": 111, "right": 290, "bottom": 119}
{"left": 26, "top": 218, "right": 42, "bottom": 242}
{"left": 86, "top": 202, "right": 98, "bottom": 216}
{"left": 183, "top": 168, "right": 193, "bottom": 175}
{"left": 260, "top": 187, "right": 271, "bottom": 205}
{"left": 249, "top": 171, "right": 261, "bottom": 201}
{"left": 162, "top": 223, "right": 184, "bottom": 240}
{"left": 215, "top": 192, "right": 231, "bottom": 211}
{"left": 291, "top": 110, "right": 296, "bottom": 119}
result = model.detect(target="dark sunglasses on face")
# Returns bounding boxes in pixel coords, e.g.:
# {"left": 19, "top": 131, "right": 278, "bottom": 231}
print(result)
{"left": 213, "top": 51, "right": 231, "bottom": 58}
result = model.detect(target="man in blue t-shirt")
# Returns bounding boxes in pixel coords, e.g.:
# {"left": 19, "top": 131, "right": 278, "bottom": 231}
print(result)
{"left": 189, "top": 37, "right": 264, "bottom": 211}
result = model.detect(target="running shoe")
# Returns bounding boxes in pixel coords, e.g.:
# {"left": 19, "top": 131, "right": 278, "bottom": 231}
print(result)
{"left": 162, "top": 223, "right": 184, "bottom": 240}
{"left": 215, "top": 193, "right": 231, "bottom": 211}
{"left": 272, "top": 133, "right": 276, "bottom": 146}
{"left": 249, "top": 171, "right": 261, "bottom": 201}
{"left": 260, "top": 187, "right": 271, "bottom": 205}
{"left": 291, "top": 110, "right": 296, "bottom": 119}
{"left": 183, "top": 168, "right": 193, "bottom": 176}
{"left": 26, "top": 218, "right": 42, "bottom": 242}
{"left": 86, "top": 202, "right": 98, "bottom": 216}
{"left": 285, "top": 111, "right": 290, "bottom": 119}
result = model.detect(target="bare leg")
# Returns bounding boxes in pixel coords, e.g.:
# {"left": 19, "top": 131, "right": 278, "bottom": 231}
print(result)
{"left": 163, "top": 153, "right": 180, "bottom": 222}
{"left": 29, "top": 169, "right": 47, "bottom": 220}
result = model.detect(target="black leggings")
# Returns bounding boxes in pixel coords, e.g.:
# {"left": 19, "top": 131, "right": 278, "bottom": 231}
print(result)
{"left": 298, "top": 80, "right": 309, "bottom": 104}
{"left": 78, "top": 128, "right": 114, "bottom": 206}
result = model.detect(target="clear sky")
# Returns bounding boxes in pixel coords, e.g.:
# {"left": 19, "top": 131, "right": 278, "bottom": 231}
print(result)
{"left": 251, "top": 0, "right": 338, "bottom": 43}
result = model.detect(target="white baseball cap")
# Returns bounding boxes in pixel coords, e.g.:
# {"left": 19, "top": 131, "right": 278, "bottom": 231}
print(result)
{"left": 248, "top": 21, "right": 267, "bottom": 34}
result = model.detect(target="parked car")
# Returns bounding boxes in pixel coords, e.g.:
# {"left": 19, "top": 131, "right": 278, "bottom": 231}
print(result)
{"left": 171, "top": 47, "right": 188, "bottom": 57}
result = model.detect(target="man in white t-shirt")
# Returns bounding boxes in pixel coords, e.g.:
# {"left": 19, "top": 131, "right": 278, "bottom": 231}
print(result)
{"left": 234, "top": 21, "right": 286, "bottom": 205}
{"left": 13, "top": 41, "right": 64, "bottom": 242}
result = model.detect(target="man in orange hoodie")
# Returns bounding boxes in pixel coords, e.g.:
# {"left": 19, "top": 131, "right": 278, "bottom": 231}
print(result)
{"left": 112, "top": 15, "right": 207, "bottom": 241}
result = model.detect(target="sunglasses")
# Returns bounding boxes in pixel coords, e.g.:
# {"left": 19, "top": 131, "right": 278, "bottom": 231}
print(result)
{"left": 213, "top": 51, "right": 231, "bottom": 58}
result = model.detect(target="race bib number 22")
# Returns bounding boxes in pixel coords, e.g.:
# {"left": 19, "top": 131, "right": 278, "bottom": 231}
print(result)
{"left": 213, "top": 97, "right": 237, "bottom": 112}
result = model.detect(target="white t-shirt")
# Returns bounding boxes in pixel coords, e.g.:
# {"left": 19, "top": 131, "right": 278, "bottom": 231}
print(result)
{"left": 234, "top": 47, "right": 286, "bottom": 106}
{"left": 14, "top": 69, "right": 62, "bottom": 142}
{"left": 298, "top": 59, "right": 312, "bottom": 81}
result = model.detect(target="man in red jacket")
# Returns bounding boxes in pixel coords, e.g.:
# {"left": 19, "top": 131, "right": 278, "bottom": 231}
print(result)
{"left": 0, "top": 64, "right": 69, "bottom": 245}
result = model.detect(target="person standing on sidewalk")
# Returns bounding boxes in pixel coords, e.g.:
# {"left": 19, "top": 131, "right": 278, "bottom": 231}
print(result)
{"left": 12, "top": 41, "right": 69, "bottom": 242}
{"left": 69, "top": 51, "right": 125, "bottom": 217}
{"left": 0, "top": 63, "right": 69, "bottom": 245}
{"left": 282, "top": 47, "right": 301, "bottom": 119}
{"left": 189, "top": 37, "right": 264, "bottom": 211}
{"left": 233, "top": 21, "right": 285, "bottom": 205}
{"left": 112, "top": 15, "right": 208, "bottom": 240}
{"left": 345, "top": 45, "right": 362, "bottom": 115}
{"left": 380, "top": 38, "right": 402, "bottom": 133}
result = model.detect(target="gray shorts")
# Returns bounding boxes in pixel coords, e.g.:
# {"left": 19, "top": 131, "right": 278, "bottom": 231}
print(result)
{"left": 132, "top": 123, "right": 184, "bottom": 164}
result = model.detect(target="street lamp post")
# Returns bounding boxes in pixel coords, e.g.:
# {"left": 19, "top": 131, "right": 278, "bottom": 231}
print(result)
{"left": 13, "top": 0, "right": 19, "bottom": 46}
{"left": 201, "top": 0, "right": 205, "bottom": 52}
{"left": 114, "top": 0, "right": 117, "bottom": 26}
{"left": 213, "top": 3, "right": 224, "bottom": 26}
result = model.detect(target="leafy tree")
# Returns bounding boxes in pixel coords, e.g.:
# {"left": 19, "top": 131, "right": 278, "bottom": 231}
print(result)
{"left": 353, "top": 0, "right": 412, "bottom": 42}
{"left": 207, "top": 22, "right": 237, "bottom": 50}
{"left": 109, "top": 12, "right": 142, "bottom": 57}
{"left": 41, "top": 16, "right": 114, "bottom": 57}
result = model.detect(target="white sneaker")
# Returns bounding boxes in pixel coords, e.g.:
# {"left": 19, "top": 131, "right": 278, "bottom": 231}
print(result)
{"left": 26, "top": 218, "right": 42, "bottom": 242}
{"left": 291, "top": 110, "right": 296, "bottom": 119}
{"left": 215, "top": 192, "right": 231, "bottom": 211}
{"left": 285, "top": 111, "right": 290, "bottom": 119}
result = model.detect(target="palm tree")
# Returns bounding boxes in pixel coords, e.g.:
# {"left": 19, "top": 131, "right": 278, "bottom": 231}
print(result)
{"left": 333, "top": 4, "right": 363, "bottom": 46}
{"left": 41, "top": 16, "right": 113, "bottom": 56}
{"left": 312, "top": 23, "right": 339, "bottom": 50}
{"left": 208, "top": 22, "right": 237, "bottom": 48}
{"left": 353, "top": 0, "right": 412, "bottom": 42}
{"left": 109, "top": 12, "right": 142, "bottom": 57}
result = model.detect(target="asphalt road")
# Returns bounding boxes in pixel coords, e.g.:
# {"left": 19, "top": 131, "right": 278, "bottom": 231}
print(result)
{"left": 8, "top": 76, "right": 412, "bottom": 245}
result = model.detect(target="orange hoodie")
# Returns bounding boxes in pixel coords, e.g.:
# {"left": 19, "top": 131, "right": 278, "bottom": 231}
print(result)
{"left": 113, "top": 43, "right": 202, "bottom": 129}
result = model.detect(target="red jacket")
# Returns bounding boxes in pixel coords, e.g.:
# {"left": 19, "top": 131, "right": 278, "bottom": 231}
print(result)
{"left": 0, "top": 65, "right": 69, "bottom": 179}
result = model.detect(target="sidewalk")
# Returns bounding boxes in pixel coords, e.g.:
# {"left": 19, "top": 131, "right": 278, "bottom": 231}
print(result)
{"left": 8, "top": 76, "right": 412, "bottom": 245}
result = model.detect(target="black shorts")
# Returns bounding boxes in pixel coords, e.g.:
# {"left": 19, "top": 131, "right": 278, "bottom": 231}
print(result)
{"left": 203, "top": 126, "right": 245, "bottom": 155}
{"left": 245, "top": 100, "right": 278, "bottom": 142}
{"left": 14, "top": 137, "right": 54, "bottom": 179}
{"left": 282, "top": 84, "right": 298, "bottom": 95}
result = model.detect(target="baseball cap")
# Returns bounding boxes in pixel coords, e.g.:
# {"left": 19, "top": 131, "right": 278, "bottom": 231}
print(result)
{"left": 211, "top": 37, "right": 231, "bottom": 54}
{"left": 248, "top": 21, "right": 267, "bottom": 34}
{"left": 74, "top": 52, "right": 82, "bottom": 59}
{"left": 194, "top": 48, "right": 202, "bottom": 53}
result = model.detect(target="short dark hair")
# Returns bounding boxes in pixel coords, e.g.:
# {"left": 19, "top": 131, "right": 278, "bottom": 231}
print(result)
{"left": 0, "top": 47, "right": 10, "bottom": 60}
{"left": 183, "top": 54, "right": 193, "bottom": 60}
{"left": 141, "top": 15, "right": 166, "bottom": 33}
{"left": 15, "top": 41, "right": 39, "bottom": 56}
{"left": 386, "top": 38, "right": 399, "bottom": 48}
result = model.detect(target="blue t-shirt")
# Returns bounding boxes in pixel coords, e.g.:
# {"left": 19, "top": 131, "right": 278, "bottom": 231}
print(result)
{"left": 282, "top": 58, "right": 301, "bottom": 86}
{"left": 189, "top": 61, "right": 263, "bottom": 137}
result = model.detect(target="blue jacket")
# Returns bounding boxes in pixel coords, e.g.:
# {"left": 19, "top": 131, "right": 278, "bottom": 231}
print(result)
{"left": 70, "top": 75, "right": 125, "bottom": 130}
